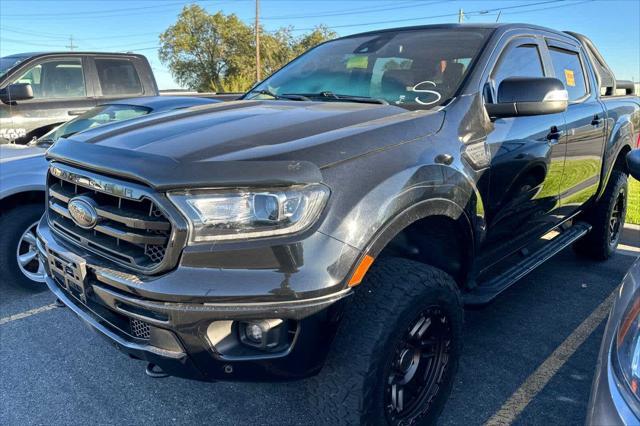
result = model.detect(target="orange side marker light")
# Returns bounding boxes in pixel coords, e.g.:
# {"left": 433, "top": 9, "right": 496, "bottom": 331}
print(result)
{"left": 348, "top": 255, "right": 375, "bottom": 287}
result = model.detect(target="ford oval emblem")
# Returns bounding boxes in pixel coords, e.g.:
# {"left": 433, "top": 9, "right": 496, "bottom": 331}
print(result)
{"left": 67, "top": 196, "right": 99, "bottom": 229}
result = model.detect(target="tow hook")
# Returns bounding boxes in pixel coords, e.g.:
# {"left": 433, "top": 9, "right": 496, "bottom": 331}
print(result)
{"left": 145, "top": 363, "right": 169, "bottom": 378}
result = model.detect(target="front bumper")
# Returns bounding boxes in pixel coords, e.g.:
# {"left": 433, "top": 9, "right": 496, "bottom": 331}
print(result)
{"left": 37, "top": 219, "right": 352, "bottom": 381}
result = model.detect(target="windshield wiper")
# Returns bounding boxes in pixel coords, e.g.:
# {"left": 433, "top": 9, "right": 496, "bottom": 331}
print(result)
{"left": 288, "top": 91, "right": 388, "bottom": 105}
{"left": 248, "top": 89, "right": 310, "bottom": 101}
{"left": 59, "top": 131, "right": 79, "bottom": 139}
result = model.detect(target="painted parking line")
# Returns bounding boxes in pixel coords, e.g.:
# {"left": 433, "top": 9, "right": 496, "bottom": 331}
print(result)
{"left": 0, "top": 303, "right": 57, "bottom": 326}
{"left": 484, "top": 290, "right": 616, "bottom": 426}
{"left": 617, "top": 244, "right": 640, "bottom": 257}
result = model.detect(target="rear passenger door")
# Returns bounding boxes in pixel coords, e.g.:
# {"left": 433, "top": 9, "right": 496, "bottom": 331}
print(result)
{"left": 545, "top": 39, "right": 606, "bottom": 212}
{"left": 89, "top": 57, "right": 146, "bottom": 101}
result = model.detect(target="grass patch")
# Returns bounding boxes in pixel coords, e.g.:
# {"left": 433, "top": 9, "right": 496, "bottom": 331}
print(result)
{"left": 628, "top": 178, "right": 640, "bottom": 225}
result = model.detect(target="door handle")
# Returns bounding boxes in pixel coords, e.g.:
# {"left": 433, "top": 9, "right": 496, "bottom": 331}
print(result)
{"left": 68, "top": 109, "right": 89, "bottom": 116}
{"left": 591, "top": 115, "right": 603, "bottom": 127}
{"left": 546, "top": 126, "right": 563, "bottom": 144}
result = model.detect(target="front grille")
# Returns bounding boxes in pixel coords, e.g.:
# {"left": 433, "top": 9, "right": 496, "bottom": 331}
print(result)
{"left": 46, "top": 164, "right": 172, "bottom": 271}
{"left": 130, "top": 318, "right": 151, "bottom": 340}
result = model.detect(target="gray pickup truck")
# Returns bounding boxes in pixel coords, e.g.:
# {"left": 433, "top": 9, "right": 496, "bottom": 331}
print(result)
{"left": 36, "top": 24, "right": 639, "bottom": 425}
{"left": 0, "top": 52, "right": 158, "bottom": 144}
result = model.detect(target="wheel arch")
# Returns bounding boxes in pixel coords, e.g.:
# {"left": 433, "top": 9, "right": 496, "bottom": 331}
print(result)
{"left": 360, "top": 198, "right": 475, "bottom": 289}
{"left": 0, "top": 190, "right": 46, "bottom": 215}
{"left": 597, "top": 112, "right": 635, "bottom": 201}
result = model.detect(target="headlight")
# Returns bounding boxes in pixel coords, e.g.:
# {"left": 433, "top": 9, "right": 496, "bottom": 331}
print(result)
{"left": 168, "top": 184, "right": 329, "bottom": 243}
{"left": 613, "top": 293, "right": 640, "bottom": 409}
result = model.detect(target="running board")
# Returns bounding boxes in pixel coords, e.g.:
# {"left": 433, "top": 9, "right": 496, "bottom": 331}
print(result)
{"left": 464, "top": 222, "right": 591, "bottom": 306}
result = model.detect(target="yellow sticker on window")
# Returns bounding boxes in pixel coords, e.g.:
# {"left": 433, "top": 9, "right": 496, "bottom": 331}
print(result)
{"left": 346, "top": 55, "right": 368, "bottom": 69}
{"left": 564, "top": 69, "right": 576, "bottom": 87}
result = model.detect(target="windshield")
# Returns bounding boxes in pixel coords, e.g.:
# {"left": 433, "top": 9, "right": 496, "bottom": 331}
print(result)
{"left": 249, "top": 28, "right": 491, "bottom": 109}
{"left": 38, "top": 104, "right": 151, "bottom": 144}
{"left": 0, "top": 56, "right": 28, "bottom": 77}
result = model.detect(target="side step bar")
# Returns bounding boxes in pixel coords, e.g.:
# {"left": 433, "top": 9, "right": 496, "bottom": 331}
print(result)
{"left": 464, "top": 222, "right": 592, "bottom": 306}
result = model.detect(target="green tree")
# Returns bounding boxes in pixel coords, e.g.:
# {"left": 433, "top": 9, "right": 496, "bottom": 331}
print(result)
{"left": 292, "top": 25, "right": 337, "bottom": 57}
{"left": 159, "top": 6, "right": 337, "bottom": 92}
{"left": 159, "top": 5, "right": 253, "bottom": 92}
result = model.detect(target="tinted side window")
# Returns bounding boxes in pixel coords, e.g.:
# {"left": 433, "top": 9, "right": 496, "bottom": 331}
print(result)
{"left": 14, "top": 59, "right": 86, "bottom": 99}
{"left": 548, "top": 48, "right": 588, "bottom": 101}
{"left": 492, "top": 45, "right": 545, "bottom": 91}
{"left": 95, "top": 59, "right": 142, "bottom": 96}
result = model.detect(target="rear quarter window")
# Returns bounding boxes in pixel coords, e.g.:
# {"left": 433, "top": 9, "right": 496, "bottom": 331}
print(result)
{"left": 95, "top": 58, "right": 143, "bottom": 96}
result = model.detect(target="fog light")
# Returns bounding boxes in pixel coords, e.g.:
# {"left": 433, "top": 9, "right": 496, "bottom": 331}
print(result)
{"left": 239, "top": 319, "right": 286, "bottom": 350}
{"left": 245, "top": 323, "right": 264, "bottom": 343}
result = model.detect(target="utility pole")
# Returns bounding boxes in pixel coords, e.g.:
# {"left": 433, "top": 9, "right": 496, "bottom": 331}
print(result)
{"left": 66, "top": 35, "right": 77, "bottom": 51}
{"left": 255, "top": 0, "right": 261, "bottom": 82}
{"left": 458, "top": 8, "right": 464, "bottom": 24}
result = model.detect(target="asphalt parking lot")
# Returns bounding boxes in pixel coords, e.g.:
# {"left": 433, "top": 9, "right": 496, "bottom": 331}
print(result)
{"left": 1, "top": 228, "right": 639, "bottom": 425}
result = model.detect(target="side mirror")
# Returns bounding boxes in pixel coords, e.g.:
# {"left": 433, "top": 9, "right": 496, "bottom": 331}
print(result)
{"left": 485, "top": 77, "right": 568, "bottom": 119}
{"left": 627, "top": 149, "right": 640, "bottom": 181}
{"left": 0, "top": 83, "right": 34, "bottom": 103}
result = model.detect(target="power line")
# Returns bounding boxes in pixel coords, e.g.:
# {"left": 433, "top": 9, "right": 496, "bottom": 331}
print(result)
{"left": 287, "top": 0, "right": 570, "bottom": 31}
{"left": 0, "top": 0, "right": 232, "bottom": 21}
{"left": 0, "top": 36, "right": 66, "bottom": 48}
{"left": 1, "top": 0, "right": 596, "bottom": 52}
{"left": 261, "top": 1, "right": 440, "bottom": 20}
{"left": 66, "top": 35, "right": 78, "bottom": 51}
{"left": 1, "top": 1, "right": 188, "bottom": 17}
{"left": 500, "top": 0, "right": 593, "bottom": 14}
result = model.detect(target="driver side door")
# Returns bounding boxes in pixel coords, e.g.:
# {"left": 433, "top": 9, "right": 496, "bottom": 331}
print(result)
{"left": 481, "top": 37, "right": 567, "bottom": 259}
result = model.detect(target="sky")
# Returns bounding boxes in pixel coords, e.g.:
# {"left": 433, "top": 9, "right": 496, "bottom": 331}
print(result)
{"left": 1, "top": 0, "right": 638, "bottom": 90}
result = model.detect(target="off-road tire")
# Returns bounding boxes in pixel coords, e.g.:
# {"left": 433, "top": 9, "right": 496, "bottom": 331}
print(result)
{"left": 305, "top": 257, "right": 463, "bottom": 425}
{"left": 573, "top": 170, "right": 627, "bottom": 260}
{"left": 0, "top": 204, "right": 46, "bottom": 288}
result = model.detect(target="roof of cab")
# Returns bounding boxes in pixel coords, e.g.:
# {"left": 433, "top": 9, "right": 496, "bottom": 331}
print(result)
{"left": 340, "top": 23, "right": 571, "bottom": 40}
{"left": 2, "top": 51, "right": 147, "bottom": 59}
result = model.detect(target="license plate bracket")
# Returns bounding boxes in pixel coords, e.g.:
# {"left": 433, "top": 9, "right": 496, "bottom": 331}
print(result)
{"left": 46, "top": 246, "right": 88, "bottom": 302}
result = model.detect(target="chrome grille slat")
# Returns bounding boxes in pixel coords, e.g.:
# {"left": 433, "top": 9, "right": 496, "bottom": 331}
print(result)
{"left": 49, "top": 183, "right": 170, "bottom": 231}
{"left": 50, "top": 201, "right": 168, "bottom": 245}
{"left": 47, "top": 164, "right": 172, "bottom": 271}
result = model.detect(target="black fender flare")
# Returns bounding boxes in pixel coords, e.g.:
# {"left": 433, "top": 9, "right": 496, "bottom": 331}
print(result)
{"left": 596, "top": 117, "right": 635, "bottom": 201}
{"left": 356, "top": 198, "right": 475, "bottom": 287}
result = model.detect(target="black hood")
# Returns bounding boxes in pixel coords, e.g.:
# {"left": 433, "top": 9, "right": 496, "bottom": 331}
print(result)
{"left": 47, "top": 100, "right": 444, "bottom": 190}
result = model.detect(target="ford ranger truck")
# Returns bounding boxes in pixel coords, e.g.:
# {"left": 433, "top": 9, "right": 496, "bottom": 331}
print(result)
{"left": 36, "top": 24, "right": 639, "bottom": 425}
